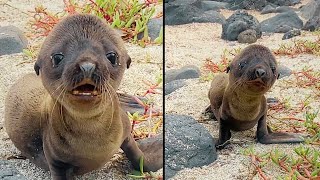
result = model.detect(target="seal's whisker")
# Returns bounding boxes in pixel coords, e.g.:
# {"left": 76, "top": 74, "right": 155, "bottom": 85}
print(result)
{"left": 99, "top": 82, "right": 114, "bottom": 133}
{"left": 50, "top": 84, "right": 67, "bottom": 120}
{"left": 97, "top": 78, "right": 105, "bottom": 109}
{"left": 229, "top": 78, "right": 243, "bottom": 94}
{"left": 99, "top": 85, "right": 108, "bottom": 118}
{"left": 49, "top": 82, "right": 65, "bottom": 96}
{"left": 48, "top": 78, "right": 62, "bottom": 87}
{"left": 59, "top": 88, "right": 69, "bottom": 131}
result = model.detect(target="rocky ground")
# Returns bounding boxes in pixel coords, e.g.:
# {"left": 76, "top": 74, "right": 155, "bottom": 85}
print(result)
{"left": 165, "top": 0, "right": 320, "bottom": 179}
{"left": 0, "top": 0, "right": 163, "bottom": 179}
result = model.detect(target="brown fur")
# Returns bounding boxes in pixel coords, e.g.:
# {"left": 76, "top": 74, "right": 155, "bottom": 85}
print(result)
{"left": 5, "top": 14, "right": 162, "bottom": 179}
{"left": 208, "top": 44, "right": 304, "bottom": 149}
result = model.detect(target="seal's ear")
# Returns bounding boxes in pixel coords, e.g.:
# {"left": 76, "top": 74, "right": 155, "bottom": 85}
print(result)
{"left": 277, "top": 73, "right": 280, "bottom": 79}
{"left": 226, "top": 66, "right": 230, "bottom": 73}
{"left": 126, "top": 56, "right": 131, "bottom": 69}
{"left": 34, "top": 62, "right": 40, "bottom": 76}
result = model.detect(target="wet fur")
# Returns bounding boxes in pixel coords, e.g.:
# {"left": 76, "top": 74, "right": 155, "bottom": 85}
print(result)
{"left": 208, "top": 44, "right": 304, "bottom": 149}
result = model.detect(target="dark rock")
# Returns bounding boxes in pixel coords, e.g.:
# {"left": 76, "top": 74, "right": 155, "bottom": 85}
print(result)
{"left": 0, "top": 26, "right": 28, "bottom": 56}
{"left": 215, "top": 0, "right": 300, "bottom": 11}
{"left": 165, "top": 4, "right": 225, "bottom": 25}
{"left": 147, "top": 17, "right": 162, "bottom": 40}
{"left": 118, "top": 93, "right": 146, "bottom": 115}
{"left": 300, "top": 0, "right": 320, "bottom": 31}
{"left": 275, "top": 6, "right": 296, "bottom": 13}
{"left": 222, "top": 10, "right": 261, "bottom": 41}
{"left": 267, "top": 97, "right": 279, "bottom": 107}
{"left": 165, "top": 79, "right": 186, "bottom": 95}
{"left": 282, "top": 29, "right": 301, "bottom": 40}
{"left": 267, "top": 0, "right": 300, "bottom": 6}
{"left": 278, "top": 65, "right": 292, "bottom": 78}
{"left": 0, "top": 160, "right": 26, "bottom": 180}
{"left": 300, "top": 0, "right": 320, "bottom": 20}
{"left": 165, "top": 114, "right": 217, "bottom": 179}
{"left": 165, "top": 65, "right": 200, "bottom": 83}
{"left": 227, "top": 0, "right": 268, "bottom": 11}
{"left": 260, "top": 11, "right": 303, "bottom": 33}
{"left": 168, "top": 0, "right": 198, "bottom": 6}
{"left": 274, "top": 25, "right": 293, "bottom": 33}
{"left": 262, "top": 6, "right": 296, "bottom": 14}
{"left": 197, "top": 1, "right": 228, "bottom": 11}
{"left": 261, "top": 5, "right": 276, "bottom": 14}
{"left": 303, "top": 16, "right": 320, "bottom": 31}
{"left": 237, "top": 29, "right": 257, "bottom": 43}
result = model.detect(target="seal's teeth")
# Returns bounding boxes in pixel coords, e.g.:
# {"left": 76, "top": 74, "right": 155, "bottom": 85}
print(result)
{"left": 80, "top": 92, "right": 92, "bottom": 96}
{"left": 72, "top": 90, "right": 79, "bottom": 95}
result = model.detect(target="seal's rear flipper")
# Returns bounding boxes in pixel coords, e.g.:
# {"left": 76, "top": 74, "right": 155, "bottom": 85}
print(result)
{"left": 202, "top": 105, "right": 217, "bottom": 121}
{"left": 117, "top": 92, "right": 146, "bottom": 114}
{"left": 257, "top": 126, "right": 305, "bottom": 144}
{"left": 258, "top": 133, "right": 305, "bottom": 144}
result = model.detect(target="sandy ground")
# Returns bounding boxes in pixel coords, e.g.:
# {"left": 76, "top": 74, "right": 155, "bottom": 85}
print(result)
{"left": 0, "top": 0, "right": 163, "bottom": 179}
{"left": 165, "top": 1, "right": 320, "bottom": 179}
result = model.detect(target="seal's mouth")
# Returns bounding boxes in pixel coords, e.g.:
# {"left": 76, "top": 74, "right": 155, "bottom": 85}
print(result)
{"left": 71, "top": 81, "right": 101, "bottom": 97}
{"left": 246, "top": 79, "right": 266, "bottom": 87}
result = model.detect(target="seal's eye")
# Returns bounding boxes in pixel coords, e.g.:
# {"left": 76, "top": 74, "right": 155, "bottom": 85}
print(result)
{"left": 239, "top": 62, "right": 246, "bottom": 69}
{"left": 51, "top": 53, "right": 64, "bottom": 67}
{"left": 106, "top": 52, "right": 119, "bottom": 66}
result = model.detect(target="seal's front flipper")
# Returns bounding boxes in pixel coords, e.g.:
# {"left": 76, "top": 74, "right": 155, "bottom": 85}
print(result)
{"left": 47, "top": 160, "right": 73, "bottom": 180}
{"left": 121, "top": 135, "right": 163, "bottom": 172}
{"left": 117, "top": 92, "right": 146, "bottom": 114}
{"left": 258, "top": 126, "right": 305, "bottom": 144}
{"left": 215, "top": 120, "right": 231, "bottom": 149}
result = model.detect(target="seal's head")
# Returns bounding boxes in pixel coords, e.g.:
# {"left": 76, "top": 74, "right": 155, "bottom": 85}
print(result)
{"left": 34, "top": 14, "right": 131, "bottom": 107}
{"left": 227, "top": 44, "right": 279, "bottom": 95}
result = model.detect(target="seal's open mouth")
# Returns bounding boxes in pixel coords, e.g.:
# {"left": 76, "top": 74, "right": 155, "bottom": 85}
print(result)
{"left": 71, "top": 82, "right": 100, "bottom": 96}
{"left": 246, "top": 79, "right": 266, "bottom": 87}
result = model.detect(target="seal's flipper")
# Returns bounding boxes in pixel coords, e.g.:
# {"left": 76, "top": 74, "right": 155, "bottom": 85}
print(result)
{"left": 257, "top": 116, "right": 305, "bottom": 144}
{"left": 258, "top": 131, "right": 305, "bottom": 144}
{"left": 117, "top": 92, "right": 146, "bottom": 114}
{"left": 121, "top": 135, "right": 163, "bottom": 172}
{"left": 215, "top": 120, "right": 232, "bottom": 149}
{"left": 202, "top": 105, "right": 217, "bottom": 120}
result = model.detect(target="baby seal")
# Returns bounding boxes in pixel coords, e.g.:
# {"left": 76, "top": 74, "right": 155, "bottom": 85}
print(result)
{"left": 208, "top": 44, "right": 304, "bottom": 149}
{"left": 5, "top": 14, "right": 162, "bottom": 179}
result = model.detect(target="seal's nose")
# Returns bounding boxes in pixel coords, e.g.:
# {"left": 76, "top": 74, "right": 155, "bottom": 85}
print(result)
{"left": 80, "top": 62, "right": 96, "bottom": 78}
{"left": 255, "top": 68, "right": 266, "bottom": 78}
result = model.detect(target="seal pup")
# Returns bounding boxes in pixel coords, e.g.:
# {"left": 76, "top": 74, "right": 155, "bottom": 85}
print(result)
{"left": 5, "top": 14, "right": 162, "bottom": 179}
{"left": 208, "top": 44, "right": 304, "bottom": 149}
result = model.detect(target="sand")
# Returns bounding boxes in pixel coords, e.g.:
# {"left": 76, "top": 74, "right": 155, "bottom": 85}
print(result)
{"left": 165, "top": 1, "right": 320, "bottom": 179}
{"left": 0, "top": 0, "right": 163, "bottom": 179}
